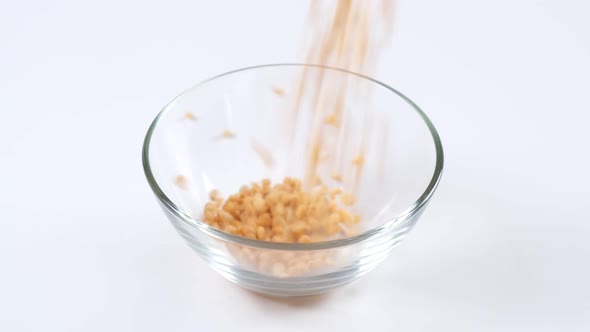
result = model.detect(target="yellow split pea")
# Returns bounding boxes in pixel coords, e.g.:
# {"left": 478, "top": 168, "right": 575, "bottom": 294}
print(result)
{"left": 203, "top": 177, "right": 360, "bottom": 243}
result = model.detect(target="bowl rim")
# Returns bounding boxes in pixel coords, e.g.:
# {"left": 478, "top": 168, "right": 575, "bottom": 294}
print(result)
{"left": 142, "top": 63, "right": 444, "bottom": 250}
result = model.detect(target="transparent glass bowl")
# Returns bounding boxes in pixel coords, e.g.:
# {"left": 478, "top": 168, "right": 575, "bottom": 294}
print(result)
{"left": 142, "top": 64, "right": 443, "bottom": 296}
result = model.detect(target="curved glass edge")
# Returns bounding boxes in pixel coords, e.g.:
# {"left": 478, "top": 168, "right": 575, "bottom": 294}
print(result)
{"left": 142, "top": 63, "right": 444, "bottom": 251}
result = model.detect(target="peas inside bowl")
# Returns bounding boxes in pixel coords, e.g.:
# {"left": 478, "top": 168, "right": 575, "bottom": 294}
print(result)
{"left": 142, "top": 64, "right": 443, "bottom": 296}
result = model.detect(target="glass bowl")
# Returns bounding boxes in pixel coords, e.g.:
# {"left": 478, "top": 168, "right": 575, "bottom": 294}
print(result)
{"left": 142, "top": 64, "right": 443, "bottom": 296}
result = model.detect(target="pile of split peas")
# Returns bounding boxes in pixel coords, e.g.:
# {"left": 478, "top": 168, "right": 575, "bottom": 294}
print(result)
{"left": 203, "top": 177, "right": 359, "bottom": 243}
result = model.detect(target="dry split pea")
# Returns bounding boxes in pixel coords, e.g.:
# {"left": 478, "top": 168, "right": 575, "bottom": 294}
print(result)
{"left": 203, "top": 177, "right": 360, "bottom": 243}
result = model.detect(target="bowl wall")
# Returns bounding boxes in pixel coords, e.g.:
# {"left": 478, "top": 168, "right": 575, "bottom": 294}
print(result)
{"left": 144, "top": 64, "right": 443, "bottom": 296}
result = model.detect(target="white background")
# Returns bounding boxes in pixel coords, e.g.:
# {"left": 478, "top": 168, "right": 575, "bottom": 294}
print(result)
{"left": 1, "top": 0, "right": 589, "bottom": 331}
